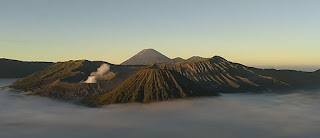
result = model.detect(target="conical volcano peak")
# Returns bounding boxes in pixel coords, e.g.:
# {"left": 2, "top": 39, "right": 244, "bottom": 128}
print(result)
{"left": 141, "top": 48, "right": 158, "bottom": 52}
{"left": 136, "top": 49, "right": 167, "bottom": 57}
{"left": 121, "top": 49, "right": 170, "bottom": 65}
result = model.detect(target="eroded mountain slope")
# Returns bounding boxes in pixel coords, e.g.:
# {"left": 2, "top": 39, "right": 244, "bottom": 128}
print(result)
{"left": 86, "top": 68, "right": 219, "bottom": 106}
{"left": 154, "top": 56, "right": 290, "bottom": 92}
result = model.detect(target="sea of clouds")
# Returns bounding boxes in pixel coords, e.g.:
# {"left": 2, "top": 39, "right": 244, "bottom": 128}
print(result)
{"left": 0, "top": 79, "right": 319, "bottom": 138}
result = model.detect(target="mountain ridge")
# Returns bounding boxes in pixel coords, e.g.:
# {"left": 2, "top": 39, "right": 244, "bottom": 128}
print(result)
{"left": 167, "top": 57, "right": 186, "bottom": 64}
{"left": 121, "top": 49, "right": 207, "bottom": 65}
{"left": 152, "top": 56, "right": 292, "bottom": 93}
{"left": 85, "top": 68, "right": 219, "bottom": 106}
{"left": 7, "top": 49, "right": 320, "bottom": 106}
{"left": 187, "top": 56, "right": 204, "bottom": 61}
{"left": 0, "top": 58, "right": 54, "bottom": 78}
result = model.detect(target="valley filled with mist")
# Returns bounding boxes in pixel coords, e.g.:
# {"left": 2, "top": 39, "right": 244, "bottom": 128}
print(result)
{"left": 1, "top": 79, "right": 320, "bottom": 138}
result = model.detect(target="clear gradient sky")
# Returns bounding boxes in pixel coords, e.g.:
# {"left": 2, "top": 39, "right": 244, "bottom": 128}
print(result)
{"left": 0, "top": 0, "right": 319, "bottom": 68}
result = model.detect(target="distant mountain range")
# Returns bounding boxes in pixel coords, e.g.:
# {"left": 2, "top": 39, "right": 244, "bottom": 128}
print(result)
{"left": 187, "top": 56, "right": 203, "bottom": 61}
{"left": 6, "top": 49, "right": 320, "bottom": 106}
{"left": 0, "top": 58, "right": 53, "bottom": 78}
{"left": 167, "top": 57, "right": 185, "bottom": 64}
{"left": 121, "top": 49, "right": 203, "bottom": 65}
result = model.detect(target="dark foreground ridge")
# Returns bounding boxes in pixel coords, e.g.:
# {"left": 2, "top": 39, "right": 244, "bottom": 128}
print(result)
{"left": 0, "top": 58, "right": 53, "bottom": 78}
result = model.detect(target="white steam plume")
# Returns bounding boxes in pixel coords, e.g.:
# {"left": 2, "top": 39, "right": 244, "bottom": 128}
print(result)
{"left": 85, "top": 63, "right": 110, "bottom": 83}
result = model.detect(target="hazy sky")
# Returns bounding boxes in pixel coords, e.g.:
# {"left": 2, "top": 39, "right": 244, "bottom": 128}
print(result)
{"left": 0, "top": 0, "right": 319, "bottom": 66}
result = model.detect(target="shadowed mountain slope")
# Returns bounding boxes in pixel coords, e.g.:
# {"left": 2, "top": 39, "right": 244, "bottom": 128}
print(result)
{"left": 249, "top": 67, "right": 320, "bottom": 89}
{"left": 121, "top": 49, "right": 170, "bottom": 65}
{"left": 0, "top": 58, "right": 53, "bottom": 78}
{"left": 86, "top": 68, "right": 219, "bottom": 106}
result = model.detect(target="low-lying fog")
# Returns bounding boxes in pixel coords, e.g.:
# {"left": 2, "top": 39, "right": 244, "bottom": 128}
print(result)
{"left": 0, "top": 79, "right": 319, "bottom": 138}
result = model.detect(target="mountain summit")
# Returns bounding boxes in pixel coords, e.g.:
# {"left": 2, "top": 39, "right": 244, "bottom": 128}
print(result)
{"left": 187, "top": 56, "right": 203, "bottom": 61}
{"left": 121, "top": 49, "right": 170, "bottom": 65}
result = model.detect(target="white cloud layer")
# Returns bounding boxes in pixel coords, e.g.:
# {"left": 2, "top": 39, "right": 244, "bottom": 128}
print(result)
{"left": 0, "top": 79, "right": 320, "bottom": 138}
